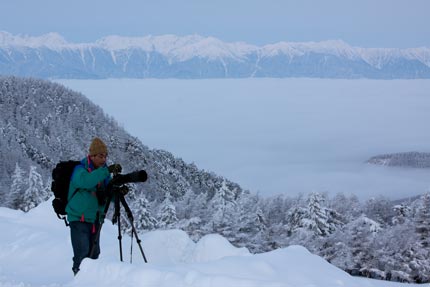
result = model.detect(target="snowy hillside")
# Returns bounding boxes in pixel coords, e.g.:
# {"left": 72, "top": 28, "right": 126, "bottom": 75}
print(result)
{"left": 1, "top": 31, "right": 430, "bottom": 79}
{"left": 0, "top": 200, "right": 418, "bottom": 287}
{"left": 2, "top": 76, "right": 430, "bottom": 284}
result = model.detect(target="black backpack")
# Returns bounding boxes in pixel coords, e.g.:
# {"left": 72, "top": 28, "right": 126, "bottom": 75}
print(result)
{"left": 51, "top": 160, "right": 81, "bottom": 225}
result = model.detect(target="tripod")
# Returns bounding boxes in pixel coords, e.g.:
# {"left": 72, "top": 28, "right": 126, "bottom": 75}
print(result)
{"left": 90, "top": 184, "right": 148, "bottom": 263}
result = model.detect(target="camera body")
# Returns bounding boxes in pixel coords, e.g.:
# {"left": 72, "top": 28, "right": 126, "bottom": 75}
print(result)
{"left": 107, "top": 169, "right": 148, "bottom": 196}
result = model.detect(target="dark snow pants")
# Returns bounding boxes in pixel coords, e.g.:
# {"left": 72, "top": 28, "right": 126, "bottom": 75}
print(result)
{"left": 70, "top": 221, "right": 100, "bottom": 273}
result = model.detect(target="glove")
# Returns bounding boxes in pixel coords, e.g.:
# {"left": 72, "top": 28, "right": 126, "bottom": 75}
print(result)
{"left": 108, "top": 164, "right": 122, "bottom": 174}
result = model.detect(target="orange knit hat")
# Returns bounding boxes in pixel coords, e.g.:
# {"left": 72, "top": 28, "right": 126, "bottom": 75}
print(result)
{"left": 89, "top": 137, "right": 108, "bottom": 156}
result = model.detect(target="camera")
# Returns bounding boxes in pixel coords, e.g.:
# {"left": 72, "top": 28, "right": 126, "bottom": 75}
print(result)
{"left": 107, "top": 168, "right": 148, "bottom": 196}
{"left": 110, "top": 170, "right": 148, "bottom": 186}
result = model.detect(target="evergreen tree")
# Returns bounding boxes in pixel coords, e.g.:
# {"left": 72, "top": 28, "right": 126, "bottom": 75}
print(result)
{"left": 42, "top": 178, "right": 52, "bottom": 201}
{"left": 286, "top": 192, "right": 343, "bottom": 238}
{"left": 133, "top": 195, "right": 157, "bottom": 231}
{"left": 364, "top": 196, "right": 393, "bottom": 226}
{"left": 392, "top": 204, "right": 411, "bottom": 225}
{"left": 330, "top": 192, "right": 361, "bottom": 220}
{"left": 344, "top": 215, "right": 381, "bottom": 277}
{"left": 234, "top": 192, "right": 268, "bottom": 252}
{"left": 237, "top": 193, "right": 266, "bottom": 235}
{"left": 176, "top": 189, "right": 208, "bottom": 241}
{"left": 373, "top": 221, "right": 415, "bottom": 282}
{"left": 409, "top": 192, "right": 430, "bottom": 282}
{"left": 8, "top": 163, "right": 27, "bottom": 209}
{"left": 210, "top": 180, "right": 236, "bottom": 223}
{"left": 20, "top": 166, "right": 44, "bottom": 212}
{"left": 262, "top": 194, "right": 289, "bottom": 226}
{"left": 307, "top": 192, "right": 331, "bottom": 236}
{"left": 208, "top": 179, "right": 237, "bottom": 240}
{"left": 415, "top": 192, "right": 430, "bottom": 248}
{"left": 285, "top": 205, "right": 307, "bottom": 233}
{"left": 158, "top": 192, "right": 178, "bottom": 229}
{"left": 319, "top": 234, "right": 355, "bottom": 274}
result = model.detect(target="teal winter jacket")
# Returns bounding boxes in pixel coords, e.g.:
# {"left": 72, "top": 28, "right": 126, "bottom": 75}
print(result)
{"left": 65, "top": 156, "right": 110, "bottom": 223}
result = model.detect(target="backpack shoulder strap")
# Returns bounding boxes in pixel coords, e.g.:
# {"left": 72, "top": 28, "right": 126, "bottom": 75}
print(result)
{"left": 68, "top": 163, "right": 84, "bottom": 201}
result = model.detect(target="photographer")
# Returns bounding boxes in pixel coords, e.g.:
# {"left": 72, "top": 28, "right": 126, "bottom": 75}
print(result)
{"left": 65, "top": 137, "right": 120, "bottom": 275}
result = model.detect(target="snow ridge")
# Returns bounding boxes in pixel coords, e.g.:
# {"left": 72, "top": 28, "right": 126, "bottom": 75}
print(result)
{"left": 1, "top": 31, "right": 429, "bottom": 66}
{"left": 1, "top": 31, "right": 430, "bottom": 78}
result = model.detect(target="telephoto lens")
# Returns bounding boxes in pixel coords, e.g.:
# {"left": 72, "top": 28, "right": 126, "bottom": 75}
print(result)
{"left": 111, "top": 170, "right": 148, "bottom": 185}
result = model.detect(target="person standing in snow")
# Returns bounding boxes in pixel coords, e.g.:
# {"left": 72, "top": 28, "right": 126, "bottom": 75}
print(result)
{"left": 66, "top": 137, "right": 119, "bottom": 275}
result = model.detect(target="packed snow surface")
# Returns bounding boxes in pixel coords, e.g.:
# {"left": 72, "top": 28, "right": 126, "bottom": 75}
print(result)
{"left": 0, "top": 200, "right": 419, "bottom": 287}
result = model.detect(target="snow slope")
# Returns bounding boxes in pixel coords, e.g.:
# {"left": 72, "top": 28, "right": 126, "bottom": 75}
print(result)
{"left": 0, "top": 200, "right": 421, "bottom": 287}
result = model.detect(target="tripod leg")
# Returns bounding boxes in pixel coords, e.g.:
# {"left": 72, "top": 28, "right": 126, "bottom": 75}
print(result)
{"left": 119, "top": 195, "right": 148, "bottom": 263}
{"left": 130, "top": 223, "right": 148, "bottom": 263}
{"left": 130, "top": 230, "right": 134, "bottom": 264}
{"left": 115, "top": 195, "right": 124, "bottom": 262}
{"left": 89, "top": 192, "right": 114, "bottom": 258}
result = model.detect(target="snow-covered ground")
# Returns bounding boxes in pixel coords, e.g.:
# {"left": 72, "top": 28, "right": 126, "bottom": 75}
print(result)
{"left": 0, "top": 200, "right": 422, "bottom": 287}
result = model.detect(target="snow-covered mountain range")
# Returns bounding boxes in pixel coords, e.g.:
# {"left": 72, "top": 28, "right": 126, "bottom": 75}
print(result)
{"left": 1, "top": 31, "right": 430, "bottom": 79}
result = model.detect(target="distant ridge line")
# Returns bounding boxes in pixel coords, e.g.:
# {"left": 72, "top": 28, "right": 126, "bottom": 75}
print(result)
{"left": 1, "top": 31, "right": 430, "bottom": 79}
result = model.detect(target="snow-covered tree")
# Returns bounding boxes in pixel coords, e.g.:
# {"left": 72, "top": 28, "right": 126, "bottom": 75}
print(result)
{"left": 208, "top": 179, "right": 238, "bottom": 239}
{"left": 232, "top": 192, "right": 269, "bottom": 252}
{"left": 373, "top": 221, "right": 415, "bottom": 282}
{"left": 133, "top": 196, "right": 157, "bottom": 231}
{"left": 286, "top": 192, "right": 343, "bottom": 238}
{"left": 320, "top": 235, "right": 355, "bottom": 274}
{"left": 158, "top": 192, "right": 178, "bottom": 229}
{"left": 211, "top": 180, "right": 237, "bottom": 220}
{"left": 20, "top": 166, "right": 44, "bottom": 212}
{"left": 392, "top": 204, "right": 411, "bottom": 225}
{"left": 307, "top": 192, "right": 331, "bottom": 236}
{"left": 364, "top": 196, "right": 393, "bottom": 226}
{"left": 343, "top": 215, "right": 381, "bottom": 277}
{"left": 329, "top": 192, "right": 361, "bottom": 220}
{"left": 261, "top": 194, "right": 290, "bottom": 226}
{"left": 8, "top": 163, "right": 27, "bottom": 209}
{"left": 175, "top": 189, "right": 208, "bottom": 241}
{"left": 409, "top": 193, "right": 430, "bottom": 282}
{"left": 236, "top": 192, "right": 266, "bottom": 234}
{"left": 415, "top": 192, "right": 430, "bottom": 248}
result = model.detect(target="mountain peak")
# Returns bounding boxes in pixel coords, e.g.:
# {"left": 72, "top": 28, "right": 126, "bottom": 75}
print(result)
{"left": 95, "top": 34, "right": 257, "bottom": 60}
{"left": 0, "top": 31, "right": 68, "bottom": 49}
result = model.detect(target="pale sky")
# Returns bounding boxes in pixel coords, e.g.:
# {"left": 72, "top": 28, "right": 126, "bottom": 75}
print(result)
{"left": 1, "top": 0, "right": 429, "bottom": 48}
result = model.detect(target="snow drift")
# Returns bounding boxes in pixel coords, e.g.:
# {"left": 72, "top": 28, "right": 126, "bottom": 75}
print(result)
{"left": 0, "top": 200, "right": 417, "bottom": 287}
